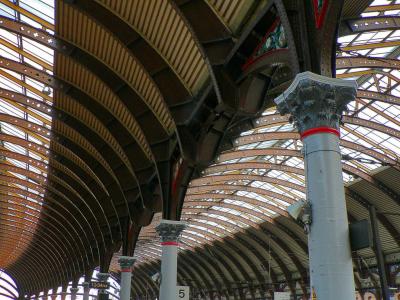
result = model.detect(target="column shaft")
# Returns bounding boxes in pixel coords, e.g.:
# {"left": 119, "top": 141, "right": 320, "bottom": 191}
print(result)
{"left": 275, "top": 71, "right": 357, "bottom": 300}
{"left": 159, "top": 243, "right": 178, "bottom": 300}
{"left": 304, "top": 133, "right": 355, "bottom": 298}
{"left": 120, "top": 270, "right": 132, "bottom": 300}
{"left": 156, "top": 220, "right": 186, "bottom": 300}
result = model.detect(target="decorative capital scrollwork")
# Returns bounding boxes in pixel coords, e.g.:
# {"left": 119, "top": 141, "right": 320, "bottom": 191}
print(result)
{"left": 275, "top": 72, "right": 357, "bottom": 133}
{"left": 155, "top": 220, "right": 187, "bottom": 243}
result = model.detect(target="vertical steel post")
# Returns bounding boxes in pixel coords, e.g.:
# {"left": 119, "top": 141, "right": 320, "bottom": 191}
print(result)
{"left": 369, "top": 205, "right": 390, "bottom": 299}
{"left": 118, "top": 256, "right": 135, "bottom": 300}
{"left": 97, "top": 273, "right": 110, "bottom": 300}
{"left": 70, "top": 287, "right": 79, "bottom": 300}
{"left": 82, "top": 282, "right": 90, "bottom": 300}
{"left": 275, "top": 71, "right": 357, "bottom": 300}
{"left": 156, "top": 220, "right": 187, "bottom": 300}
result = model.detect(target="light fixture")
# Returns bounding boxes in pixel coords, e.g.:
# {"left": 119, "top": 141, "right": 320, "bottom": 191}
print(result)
{"left": 287, "top": 199, "right": 312, "bottom": 233}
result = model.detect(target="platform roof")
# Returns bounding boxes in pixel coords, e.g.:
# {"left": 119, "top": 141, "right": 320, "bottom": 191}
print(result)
{"left": 0, "top": 0, "right": 399, "bottom": 297}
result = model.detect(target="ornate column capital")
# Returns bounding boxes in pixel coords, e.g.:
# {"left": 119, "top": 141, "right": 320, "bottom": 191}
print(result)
{"left": 70, "top": 288, "right": 79, "bottom": 293}
{"left": 96, "top": 272, "right": 109, "bottom": 282}
{"left": 118, "top": 256, "right": 136, "bottom": 272}
{"left": 82, "top": 282, "right": 89, "bottom": 287}
{"left": 155, "top": 220, "right": 187, "bottom": 243}
{"left": 274, "top": 71, "right": 357, "bottom": 134}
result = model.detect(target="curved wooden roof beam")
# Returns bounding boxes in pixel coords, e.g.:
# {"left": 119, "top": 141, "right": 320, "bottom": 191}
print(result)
{"left": 0, "top": 206, "right": 88, "bottom": 273}
{"left": 0, "top": 135, "right": 110, "bottom": 245}
{"left": 0, "top": 233, "right": 66, "bottom": 287}
{"left": 92, "top": 0, "right": 208, "bottom": 94}
{"left": 0, "top": 222, "right": 73, "bottom": 284}
{"left": 56, "top": 2, "right": 175, "bottom": 134}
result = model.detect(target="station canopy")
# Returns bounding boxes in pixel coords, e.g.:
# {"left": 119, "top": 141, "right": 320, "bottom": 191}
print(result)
{"left": 0, "top": 0, "right": 398, "bottom": 298}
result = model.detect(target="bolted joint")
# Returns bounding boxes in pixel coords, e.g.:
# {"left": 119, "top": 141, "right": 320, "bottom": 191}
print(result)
{"left": 155, "top": 219, "right": 187, "bottom": 243}
{"left": 274, "top": 71, "right": 357, "bottom": 133}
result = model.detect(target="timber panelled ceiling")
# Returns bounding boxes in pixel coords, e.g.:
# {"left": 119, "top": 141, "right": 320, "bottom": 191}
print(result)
{"left": 1, "top": 0, "right": 400, "bottom": 298}
{"left": 0, "top": 0, "right": 274, "bottom": 294}
{"left": 125, "top": 1, "right": 400, "bottom": 299}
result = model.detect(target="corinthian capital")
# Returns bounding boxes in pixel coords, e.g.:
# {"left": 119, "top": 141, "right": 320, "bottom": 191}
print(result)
{"left": 155, "top": 219, "right": 187, "bottom": 243}
{"left": 118, "top": 256, "right": 135, "bottom": 270}
{"left": 274, "top": 72, "right": 357, "bottom": 133}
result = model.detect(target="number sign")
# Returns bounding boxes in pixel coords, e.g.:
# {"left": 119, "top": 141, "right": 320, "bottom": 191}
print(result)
{"left": 89, "top": 281, "right": 110, "bottom": 289}
{"left": 177, "top": 286, "right": 189, "bottom": 300}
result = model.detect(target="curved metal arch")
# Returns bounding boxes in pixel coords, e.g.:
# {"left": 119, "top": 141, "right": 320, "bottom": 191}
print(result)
{"left": 55, "top": 53, "right": 153, "bottom": 164}
{"left": 0, "top": 167, "right": 104, "bottom": 254}
{"left": 185, "top": 194, "right": 289, "bottom": 216}
{"left": 180, "top": 249, "right": 224, "bottom": 298}
{"left": 0, "top": 56, "right": 154, "bottom": 222}
{"left": 51, "top": 121, "right": 125, "bottom": 239}
{"left": 188, "top": 184, "right": 297, "bottom": 205}
{"left": 184, "top": 215, "right": 306, "bottom": 289}
{"left": 182, "top": 208, "right": 308, "bottom": 258}
{"left": 55, "top": 2, "right": 175, "bottom": 135}
{"left": 131, "top": 265, "right": 158, "bottom": 298}
{"left": 0, "top": 186, "right": 100, "bottom": 267}
{"left": 0, "top": 55, "right": 149, "bottom": 184}
{"left": 0, "top": 223, "right": 70, "bottom": 288}
{"left": 92, "top": 0, "right": 207, "bottom": 94}
{"left": 0, "top": 209, "right": 85, "bottom": 276}
{"left": 182, "top": 226, "right": 279, "bottom": 292}
{"left": 203, "top": 161, "right": 304, "bottom": 177}
{"left": 191, "top": 174, "right": 305, "bottom": 192}
{"left": 0, "top": 209, "right": 86, "bottom": 276}
{"left": 0, "top": 237, "right": 63, "bottom": 290}
{"left": 357, "top": 90, "right": 400, "bottom": 106}
{"left": 337, "top": 56, "right": 400, "bottom": 71}
{"left": 342, "top": 16, "right": 400, "bottom": 35}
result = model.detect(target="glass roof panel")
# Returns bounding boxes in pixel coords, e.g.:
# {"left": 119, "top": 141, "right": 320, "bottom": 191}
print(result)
{"left": 0, "top": 0, "right": 54, "bottom": 268}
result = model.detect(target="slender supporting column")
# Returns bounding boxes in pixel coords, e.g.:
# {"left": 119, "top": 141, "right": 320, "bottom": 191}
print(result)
{"left": 275, "top": 71, "right": 357, "bottom": 299}
{"left": 156, "top": 220, "right": 187, "bottom": 300}
{"left": 97, "top": 273, "right": 110, "bottom": 300}
{"left": 369, "top": 205, "right": 390, "bottom": 299}
{"left": 118, "top": 256, "right": 135, "bottom": 300}
{"left": 61, "top": 286, "right": 67, "bottom": 300}
{"left": 82, "top": 282, "right": 90, "bottom": 300}
{"left": 70, "top": 287, "right": 79, "bottom": 300}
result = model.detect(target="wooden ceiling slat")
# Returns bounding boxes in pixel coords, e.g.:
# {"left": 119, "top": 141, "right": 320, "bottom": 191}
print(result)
{"left": 58, "top": 2, "right": 175, "bottom": 135}
{"left": 97, "top": 0, "right": 208, "bottom": 93}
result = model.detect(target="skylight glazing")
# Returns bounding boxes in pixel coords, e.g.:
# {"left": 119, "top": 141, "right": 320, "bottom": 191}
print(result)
{"left": 0, "top": 0, "right": 53, "bottom": 268}
{"left": 129, "top": 0, "right": 400, "bottom": 266}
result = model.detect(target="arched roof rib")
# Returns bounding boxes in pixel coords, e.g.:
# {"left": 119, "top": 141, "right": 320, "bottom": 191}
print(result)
{"left": 0, "top": 0, "right": 263, "bottom": 292}
{"left": 129, "top": 1, "right": 400, "bottom": 296}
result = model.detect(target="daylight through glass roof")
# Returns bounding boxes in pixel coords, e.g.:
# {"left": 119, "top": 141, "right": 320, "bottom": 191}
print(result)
{"left": 0, "top": 0, "right": 53, "bottom": 268}
{"left": 132, "top": 0, "right": 400, "bottom": 263}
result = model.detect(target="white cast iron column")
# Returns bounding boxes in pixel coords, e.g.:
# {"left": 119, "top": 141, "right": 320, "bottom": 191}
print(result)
{"left": 97, "top": 273, "right": 110, "bottom": 300}
{"left": 275, "top": 71, "right": 357, "bottom": 300}
{"left": 156, "top": 220, "right": 187, "bottom": 300}
{"left": 82, "top": 282, "right": 90, "bottom": 300}
{"left": 118, "top": 256, "right": 135, "bottom": 300}
{"left": 70, "top": 287, "right": 79, "bottom": 300}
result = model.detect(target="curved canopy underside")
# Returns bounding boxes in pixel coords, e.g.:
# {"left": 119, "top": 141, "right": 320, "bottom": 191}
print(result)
{"left": 1, "top": 0, "right": 400, "bottom": 298}
{"left": 127, "top": 1, "right": 400, "bottom": 298}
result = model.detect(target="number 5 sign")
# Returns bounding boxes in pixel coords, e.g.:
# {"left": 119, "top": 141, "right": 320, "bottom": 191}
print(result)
{"left": 177, "top": 286, "right": 190, "bottom": 300}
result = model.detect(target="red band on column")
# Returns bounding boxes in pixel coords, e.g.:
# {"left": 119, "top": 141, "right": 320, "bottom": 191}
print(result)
{"left": 300, "top": 127, "right": 340, "bottom": 140}
{"left": 161, "top": 241, "right": 179, "bottom": 246}
{"left": 121, "top": 268, "right": 131, "bottom": 272}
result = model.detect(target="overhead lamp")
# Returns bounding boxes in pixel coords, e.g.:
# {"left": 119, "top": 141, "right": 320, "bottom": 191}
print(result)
{"left": 151, "top": 272, "right": 161, "bottom": 284}
{"left": 287, "top": 199, "right": 312, "bottom": 233}
{"left": 42, "top": 86, "right": 52, "bottom": 96}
